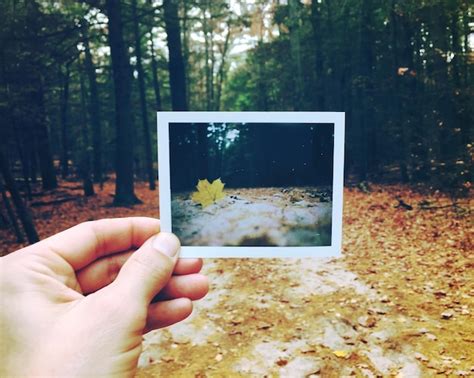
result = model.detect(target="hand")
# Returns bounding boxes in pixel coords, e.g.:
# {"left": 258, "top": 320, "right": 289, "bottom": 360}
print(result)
{"left": 0, "top": 217, "right": 208, "bottom": 377}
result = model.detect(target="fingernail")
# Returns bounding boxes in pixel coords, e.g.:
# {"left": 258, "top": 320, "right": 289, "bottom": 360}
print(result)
{"left": 152, "top": 233, "right": 180, "bottom": 257}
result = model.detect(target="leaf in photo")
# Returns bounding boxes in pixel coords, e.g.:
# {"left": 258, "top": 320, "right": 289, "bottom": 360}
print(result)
{"left": 191, "top": 178, "right": 226, "bottom": 208}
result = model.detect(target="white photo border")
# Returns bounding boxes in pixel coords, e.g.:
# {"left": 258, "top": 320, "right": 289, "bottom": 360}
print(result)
{"left": 158, "top": 112, "right": 345, "bottom": 258}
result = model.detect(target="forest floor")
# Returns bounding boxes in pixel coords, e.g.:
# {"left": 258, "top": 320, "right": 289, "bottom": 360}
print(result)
{"left": 1, "top": 180, "right": 472, "bottom": 377}
{"left": 172, "top": 186, "right": 332, "bottom": 246}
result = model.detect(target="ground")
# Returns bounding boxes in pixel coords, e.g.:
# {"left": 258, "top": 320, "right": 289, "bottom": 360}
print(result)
{"left": 1, "top": 181, "right": 472, "bottom": 377}
{"left": 172, "top": 186, "right": 332, "bottom": 246}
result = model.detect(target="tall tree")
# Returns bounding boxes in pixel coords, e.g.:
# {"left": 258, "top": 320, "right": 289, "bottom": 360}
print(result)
{"left": 82, "top": 20, "right": 103, "bottom": 184}
{"left": 353, "top": 0, "right": 375, "bottom": 181}
{"left": 215, "top": 27, "right": 232, "bottom": 110}
{"left": 34, "top": 76, "right": 58, "bottom": 190}
{"left": 105, "top": 0, "right": 140, "bottom": 205}
{"left": 389, "top": 0, "right": 409, "bottom": 182}
{"left": 0, "top": 179, "right": 23, "bottom": 242}
{"left": 0, "top": 149, "right": 39, "bottom": 244}
{"left": 311, "top": 0, "right": 325, "bottom": 110}
{"left": 149, "top": 33, "right": 162, "bottom": 111}
{"left": 163, "top": 0, "right": 188, "bottom": 111}
{"left": 132, "top": 0, "right": 155, "bottom": 190}
{"left": 288, "top": 0, "right": 304, "bottom": 110}
{"left": 79, "top": 70, "right": 95, "bottom": 197}
{"left": 60, "top": 63, "right": 71, "bottom": 178}
{"left": 180, "top": 0, "right": 191, "bottom": 104}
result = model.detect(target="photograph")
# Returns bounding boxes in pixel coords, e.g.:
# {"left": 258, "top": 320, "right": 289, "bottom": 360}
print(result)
{"left": 158, "top": 112, "right": 344, "bottom": 257}
{"left": 170, "top": 121, "right": 334, "bottom": 247}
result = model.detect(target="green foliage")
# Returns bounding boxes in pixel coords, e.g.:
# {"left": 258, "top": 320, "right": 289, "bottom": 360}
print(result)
{"left": 0, "top": 0, "right": 471, "bottom": 197}
{"left": 222, "top": 0, "right": 472, "bottom": 195}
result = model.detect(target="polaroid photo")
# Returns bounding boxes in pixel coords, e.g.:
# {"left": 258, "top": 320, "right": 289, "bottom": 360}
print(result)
{"left": 157, "top": 112, "right": 345, "bottom": 258}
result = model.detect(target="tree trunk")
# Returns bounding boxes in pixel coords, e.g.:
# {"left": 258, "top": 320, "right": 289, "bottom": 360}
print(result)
{"left": 132, "top": 0, "right": 155, "bottom": 190}
{"left": 288, "top": 0, "right": 304, "bottom": 110}
{"left": 215, "top": 28, "right": 231, "bottom": 111}
{"left": 203, "top": 5, "right": 212, "bottom": 110}
{"left": 430, "top": 5, "right": 452, "bottom": 165}
{"left": 452, "top": 10, "right": 471, "bottom": 160}
{"left": 354, "top": 0, "right": 375, "bottom": 181}
{"left": 60, "top": 64, "right": 70, "bottom": 178}
{"left": 149, "top": 33, "right": 162, "bottom": 111}
{"left": 0, "top": 179, "right": 24, "bottom": 242}
{"left": 197, "top": 125, "right": 209, "bottom": 179}
{"left": 79, "top": 72, "right": 95, "bottom": 197}
{"left": 256, "top": 44, "right": 268, "bottom": 111}
{"left": 311, "top": 0, "right": 325, "bottom": 110}
{"left": 105, "top": 0, "right": 140, "bottom": 205}
{"left": 28, "top": 142, "right": 38, "bottom": 184}
{"left": 163, "top": 0, "right": 188, "bottom": 111}
{"left": 35, "top": 77, "right": 57, "bottom": 190}
{"left": 0, "top": 196, "right": 9, "bottom": 230}
{"left": 1, "top": 50, "right": 30, "bottom": 199}
{"left": 0, "top": 149, "right": 39, "bottom": 243}
{"left": 181, "top": 0, "right": 191, "bottom": 105}
{"left": 390, "top": 1, "right": 409, "bottom": 183}
{"left": 83, "top": 21, "right": 103, "bottom": 184}
{"left": 13, "top": 127, "right": 31, "bottom": 200}
{"left": 210, "top": 27, "right": 216, "bottom": 110}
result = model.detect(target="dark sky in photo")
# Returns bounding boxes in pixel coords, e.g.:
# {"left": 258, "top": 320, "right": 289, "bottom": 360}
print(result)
{"left": 169, "top": 122, "right": 334, "bottom": 191}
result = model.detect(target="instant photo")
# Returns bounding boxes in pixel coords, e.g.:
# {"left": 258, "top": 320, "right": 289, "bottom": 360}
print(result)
{"left": 158, "top": 112, "right": 344, "bottom": 258}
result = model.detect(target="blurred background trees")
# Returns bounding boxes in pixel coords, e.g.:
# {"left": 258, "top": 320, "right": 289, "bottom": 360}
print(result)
{"left": 169, "top": 122, "right": 334, "bottom": 190}
{"left": 0, "top": 0, "right": 472, "bottom": 239}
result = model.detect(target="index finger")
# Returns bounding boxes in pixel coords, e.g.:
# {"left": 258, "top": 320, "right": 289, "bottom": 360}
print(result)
{"left": 39, "top": 217, "right": 161, "bottom": 270}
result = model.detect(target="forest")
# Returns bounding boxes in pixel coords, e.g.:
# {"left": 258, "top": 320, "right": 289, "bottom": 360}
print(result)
{"left": 0, "top": 0, "right": 472, "bottom": 242}
{"left": 0, "top": 1, "right": 473, "bottom": 376}
{"left": 169, "top": 122, "right": 334, "bottom": 190}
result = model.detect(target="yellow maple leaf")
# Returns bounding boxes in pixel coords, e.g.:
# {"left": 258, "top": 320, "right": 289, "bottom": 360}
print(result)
{"left": 333, "top": 350, "right": 349, "bottom": 358}
{"left": 191, "top": 178, "right": 225, "bottom": 208}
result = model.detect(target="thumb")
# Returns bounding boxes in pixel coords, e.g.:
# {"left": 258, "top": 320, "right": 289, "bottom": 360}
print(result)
{"left": 111, "top": 232, "right": 180, "bottom": 304}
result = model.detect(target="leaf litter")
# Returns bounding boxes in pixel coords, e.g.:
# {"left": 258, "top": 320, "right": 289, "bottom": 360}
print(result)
{"left": 0, "top": 181, "right": 472, "bottom": 376}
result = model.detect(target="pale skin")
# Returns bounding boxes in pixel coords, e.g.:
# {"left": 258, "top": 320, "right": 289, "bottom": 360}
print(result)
{"left": 0, "top": 217, "right": 209, "bottom": 377}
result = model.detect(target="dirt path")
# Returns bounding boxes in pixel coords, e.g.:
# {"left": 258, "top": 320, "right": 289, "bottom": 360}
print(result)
{"left": 136, "top": 186, "right": 472, "bottom": 377}
{"left": 136, "top": 258, "right": 428, "bottom": 377}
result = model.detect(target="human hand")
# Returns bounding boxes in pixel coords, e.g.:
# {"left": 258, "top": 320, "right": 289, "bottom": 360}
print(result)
{"left": 0, "top": 217, "right": 208, "bottom": 377}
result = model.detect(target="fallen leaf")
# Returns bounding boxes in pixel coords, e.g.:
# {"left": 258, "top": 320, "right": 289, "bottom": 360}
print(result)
{"left": 454, "top": 370, "right": 470, "bottom": 376}
{"left": 425, "top": 333, "right": 437, "bottom": 341}
{"left": 230, "top": 317, "right": 244, "bottom": 325}
{"left": 333, "top": 350, "right": 349, "bottom": 358}
{"left": 414, "top": 352, "right": 429, "bottom": 362}
{"left": 191, "top": 178, "right": 225, "bottom": 208}
{"left": 358, "top": 315, "right": 377, "bottom": 328}
{"left": 441, "top": 310, "right": 454, "bottom": 319}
